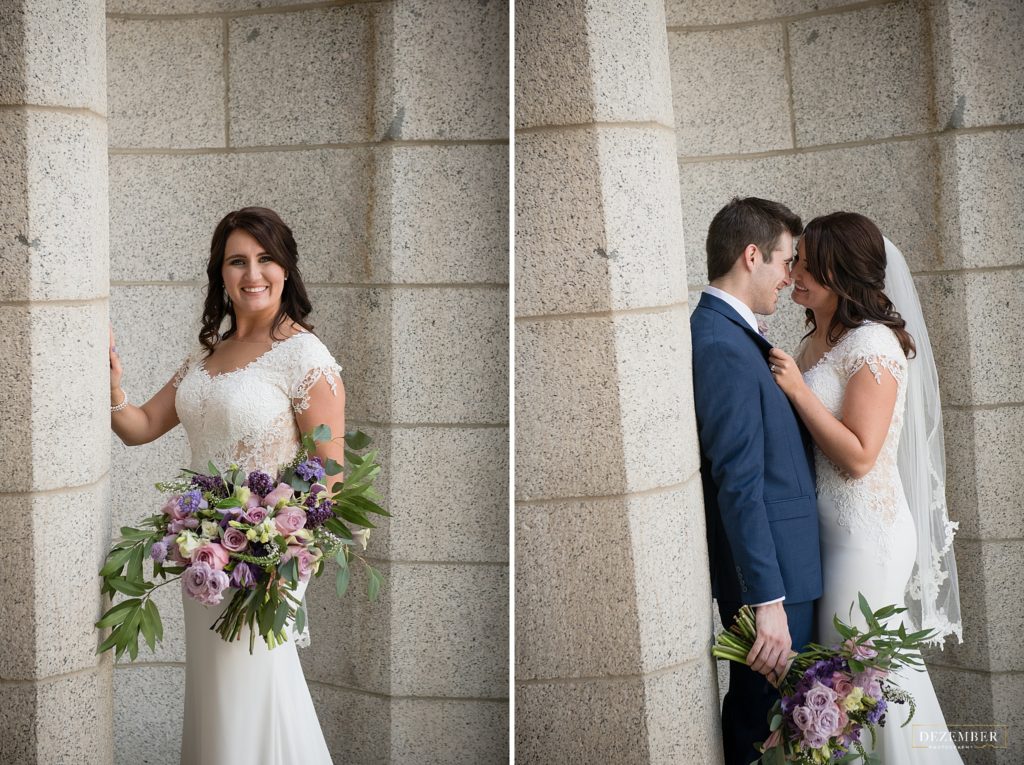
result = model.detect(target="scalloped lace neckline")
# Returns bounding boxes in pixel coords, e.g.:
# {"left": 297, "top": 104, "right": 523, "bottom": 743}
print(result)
{"left": 800, "top": 322, "right": 873, "bottom": 376}
{"left": 198, "top": 331, "right": 309, "bottom": 380}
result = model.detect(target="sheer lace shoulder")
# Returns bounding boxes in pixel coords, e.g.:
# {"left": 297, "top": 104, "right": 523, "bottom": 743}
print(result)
{"left": 172, "top": 347, "right": 205, "bottom": 389}
{"left": 266, "top": 333, "right": 344, "bottom": 415}
{"left": 838, "top": 322, "right": 907, "bottom": 385}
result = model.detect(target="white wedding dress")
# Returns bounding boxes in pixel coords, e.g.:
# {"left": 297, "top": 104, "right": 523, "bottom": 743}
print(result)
{"left": 171, "top": 330, "right": 343, "bottom": 765}
{"left": 801, "top": 322, "right": 963, "bottom": 764}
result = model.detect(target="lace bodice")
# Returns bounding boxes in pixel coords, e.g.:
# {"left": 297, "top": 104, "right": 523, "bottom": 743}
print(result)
{"left": 173, "top": 331, "right": 343, "bottom": 476}
{"left": 801, "top": 323, "right": 909, "bottom": 554}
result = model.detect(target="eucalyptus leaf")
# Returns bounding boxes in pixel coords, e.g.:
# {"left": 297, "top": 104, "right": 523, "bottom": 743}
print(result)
{"left": 336, "top": 566, "right": 350, "bottom": 597}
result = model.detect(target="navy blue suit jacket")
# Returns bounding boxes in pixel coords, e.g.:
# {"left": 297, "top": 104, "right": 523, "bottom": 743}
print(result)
{"left": 691, "top": 292, "right": 822, "bottom": 605}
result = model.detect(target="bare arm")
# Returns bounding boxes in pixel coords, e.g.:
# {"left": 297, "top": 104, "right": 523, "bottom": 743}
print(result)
{"left": 769, "top": 347, "right": 898, "bottom": 479}
{"left": 293, "top": 373, "right": 347, "bottom": 488}
{"left": 109, "top": 323, "right": 182, "bottom": 446}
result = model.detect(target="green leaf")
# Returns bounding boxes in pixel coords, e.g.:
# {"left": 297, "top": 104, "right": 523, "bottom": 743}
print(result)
{"left": 107, "top": 576, "right": 148, "bottom": 597}
{"left": 345, "top": 429, "right": 371, "bottom": 450}
{"left": 367, "top": 566, "right": 382, "bottom": 602}
{"left": 96, "top": 598, "right": 140, "bottom": 629}
{"left": 295, "top": 604, "right": 306, "bottom": 635}
{"left": 273, "top": 598, "right": 290, "bottom": 634}
{"left": 146, "top": 599, "right": 163, "bottom": 643}
{"left": 207, "top": 460, "right": 222, "bottom": 477}
{"left": 289, "top": 475, "right": 310, "bottom": 492}
{"left": 769, "top": 713, "right": 782, "bottom": 732}
{"left": 127, "top": 545, "right": 145, "bottom": 583}
{"left": 280, "top": 557, "right": 299, "bottom": 586}
{"left": 322, "top": 458, "right": 343, "bottom": 476}
{"left": 139, "top": 604, "right": 156, "bottom": 652}
{"left": 312, "top": 424, "right": 331, "bottom": 443}
{"left": 849, "top": 658, "right": 865, "bottom": 674}
{"left": 335, "top": 549, "right": 349, "bottom": 570}
{"left": 336, "top": 566, "right": 350, "bottom": 597}
{"left": 99, "top": 546, "right": 134, "bottom": 577}
{"left": 96, "top": 626, "right": 123, "bottom": 655}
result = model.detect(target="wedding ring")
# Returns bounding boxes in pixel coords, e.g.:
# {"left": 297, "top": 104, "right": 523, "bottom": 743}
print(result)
{"left": 769, "top": 364, "right": 778, "bottom": 373}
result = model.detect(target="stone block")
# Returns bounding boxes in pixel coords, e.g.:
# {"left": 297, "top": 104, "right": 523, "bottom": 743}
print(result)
{"left": 938, "top": 131, "right": 1024, "bottom": 269}
{"left": 516, "top": 477, "right": 710, "bottom": 681}
{"left": 516, "top": 126, "right": 687, "bottom": 316}
{"left": 110, "top": 426, "right": 191, "bottom": 538}
{"left": 926, "top": 540, "right": 1024, "bottom": 673}
{"left": 668, "top": 25, "right": 791, "bottom": 156}
{"left": 389, "top": 562, "right": 507, "bottom": 698}
{"left": 679, "top": 137, "right": 944, "bottom": 283}
{"left": 107, "top": 0, "right": 312, "bottom": 12}
{"left": 113, "top": 665, "right": 183, "bottom": 765}
{"left": 390, "top": 697, "right": 508, "bottom": 765}
{"left": 0, "top": 668, "right": 114, "bottom": 765}
{"left": 789, "top": 2, "right": 933, "bottom": 145}
{"left": 110, "top": 285, "right": 206, "bottom": 396}
{"left": 516, "top": 660, "right": 721, "bottom": 765}
{"left": 0, "top": 483, "right": 110, "bottom": 680}
{"left": 913, "top": 273, "right": 972, "bottom": 407}
{"left": 375, "top": 0, "right": 508, "bottom": 141}
{"left": 300, "top": 560, "right": 392, "bottom": 695}
{"left": 931, "top": 0, "right": 1024, "bottom": 130}
{"left": 664, "top": 0, "right": 853, "bottom": 26}
{"left": 516, "top": 307, "right": 696, "bottom": 500}
{"left": 373, "top": 144, "right": 508, "bottom": 284}
{"left": 516, "top": 0, "right": 674, "bottom": 129}
{"left": 308, "top": 681, "right": 389, "bottom": 765}
{"left": 929, "top": 665, "right": 1022, "bottom": 765}
{"left": 942, "top": 406, "right": 1024, "bottom": 542}
{"left": 109, "top": 150, "right": 373, "bottom": 285}
{"left": 0, "top": 303, "right": 109, "bottom": 492}
{"left": 0, "top": 110, "right": 109, "bottom": 302}
{"left": 107, "top": 18, "right": 224, "bottom": 149}
{"left": 228, "top": 6, "right": 373, "bottom": 146}
{"left": 0, "top": 0, "right": 106, "bottom": 113}
{"left": 961, "top": 271, "right": 1024, "bottom": 406}
{"left": 386, "top": 425, "right": 508, "bottom": 563}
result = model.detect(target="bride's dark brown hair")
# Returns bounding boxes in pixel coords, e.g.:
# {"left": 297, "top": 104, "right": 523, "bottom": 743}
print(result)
{"left": 199, "top": 207, "right": 315, "bottom": 356}
{"left": 800, "top": 211, "right": 915, "bottom": 358}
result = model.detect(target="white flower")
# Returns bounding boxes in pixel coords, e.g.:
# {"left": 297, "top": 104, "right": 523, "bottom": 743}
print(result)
{"left": 352, "top": 528, "right": 371, "bottom": 551}
{"left": 200, "top": 520, "right": 221, "bottom": 539}
{"left": 177, "top": 530, "right": 201, "bottom": 558}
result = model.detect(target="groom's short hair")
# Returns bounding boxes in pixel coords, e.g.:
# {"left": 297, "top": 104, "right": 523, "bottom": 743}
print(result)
{"left": 706, "top": 197, "right": 803, "bottom": 281}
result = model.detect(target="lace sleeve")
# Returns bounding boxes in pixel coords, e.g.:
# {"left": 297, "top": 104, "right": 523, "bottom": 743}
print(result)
{"left": 285, "top": 336, "right": 344, "bottom": 415}
{"left": 841, "top": 323, "right": 907, "bottom": 385}
{"left": 171, "top": 349, "right": 198, "bottom": 389}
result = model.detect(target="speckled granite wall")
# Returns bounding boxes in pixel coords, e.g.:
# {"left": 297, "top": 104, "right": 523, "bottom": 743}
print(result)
{"left": 0, "top": 1, "right": 114, "bottom": 764}
{"left": 514, "top": 1, "right": 721, "bottom": 762}
{"left": 103, "top": 0, "right": 508, "bottom": 763}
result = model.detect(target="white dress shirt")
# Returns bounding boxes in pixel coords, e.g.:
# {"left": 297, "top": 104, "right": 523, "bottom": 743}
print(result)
{"left": 701, "top": 286, "right": 785, "bottom": 608}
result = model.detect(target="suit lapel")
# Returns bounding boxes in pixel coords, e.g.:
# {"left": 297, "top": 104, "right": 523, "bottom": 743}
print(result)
{"left": 696, "top": 292, "right": 774, "bottom": 354}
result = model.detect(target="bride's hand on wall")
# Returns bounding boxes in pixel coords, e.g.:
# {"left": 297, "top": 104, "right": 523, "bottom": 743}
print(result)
{"left": 109, "top": 322, "right": 123, "bottom": 392}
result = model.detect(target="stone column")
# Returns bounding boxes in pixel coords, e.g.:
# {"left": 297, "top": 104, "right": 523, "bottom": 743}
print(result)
{"left": 920, "top": 2, "right": 1024, "bottom": 762}
{"left": 0, "top": 1, "right": 113, "bottom": 763}
{"left": 514, "top": 1, "right": 721, "bottom": 762}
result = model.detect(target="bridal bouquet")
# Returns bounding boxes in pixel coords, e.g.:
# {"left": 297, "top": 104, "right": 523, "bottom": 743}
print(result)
{"left": 712, "top": 595, "right": 935, "bottom": 764}
{"left": 96, "top": 426, "right": 387, "bottom": 659}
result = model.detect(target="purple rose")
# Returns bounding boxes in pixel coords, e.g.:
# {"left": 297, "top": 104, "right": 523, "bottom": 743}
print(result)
{"left": 244, "top": 506, "right": 269, "bottom": 525}
{"left": 150, "top": 541, "right": 168, "bottom": 563}
{"left": 230, "top": 562, "right": 257, "bottom": 589}
{"left": 803, "top": 732, "right": 827, "bottom": 750}
{"left": 814, "top": 704, "right": 842, "bottom": 738}
{"left": 221, "top": 527, "right": 249, "bottom": 553}
{"left": 274, "top": 507, "right": 308, "bottom": 537}
{"left": 182, "top": 561, "right": 230, "bottom": 606}
{"left": 804, "top": 681, "right": 838, "bottom": 712}
{"left": 844, "top": 638, "right": 878, "bottom": 660}
{"left": 192, "top": 541, "right": 229, "bottom": 571}
{"left": 791, "top": 705, "right": 814, "bottom": 732}
{"left": 169, "top": 516, "right": 200, "bottom": 534}
{"left": 263, "top": 482, "right": 294, "bottom": 509}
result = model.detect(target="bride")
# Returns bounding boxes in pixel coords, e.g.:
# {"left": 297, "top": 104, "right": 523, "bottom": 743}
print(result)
{"left": 768, "top": 212, "right": 963, "bottom": 763}
{"left": 109, "top": 206, "right": 342, "bottom": 764}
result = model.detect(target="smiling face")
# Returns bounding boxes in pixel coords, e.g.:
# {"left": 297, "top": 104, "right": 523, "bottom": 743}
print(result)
{"left": 221, "top": 229, "right": 288, "bottom": 317}
{"left": 749, "top": 231, "right": 794, "bottom": 315}
{"left": 791, "top": 238, "right": 838, "bottom": 316}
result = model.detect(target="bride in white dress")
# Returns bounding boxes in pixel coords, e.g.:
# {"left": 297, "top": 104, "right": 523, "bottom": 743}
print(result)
{"left": 768, "top": 212, "right": 964, "bottom": 763}
{"left": 110, "top": 207, "right": 342, "bottom": 764}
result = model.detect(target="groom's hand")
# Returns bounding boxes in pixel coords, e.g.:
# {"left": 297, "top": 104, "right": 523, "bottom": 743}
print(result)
{"left": 747, "top": 602, "right": 791, "bottom": 684}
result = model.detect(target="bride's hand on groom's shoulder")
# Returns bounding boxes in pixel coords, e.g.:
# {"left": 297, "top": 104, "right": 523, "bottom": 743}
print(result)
{"left": 768, "top": 348, "right": 803, "bottom": 399}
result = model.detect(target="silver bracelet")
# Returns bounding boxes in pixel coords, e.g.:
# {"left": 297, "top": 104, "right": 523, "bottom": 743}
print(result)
{"left": 110, "top": 389, "right": 129, "bottom": 413}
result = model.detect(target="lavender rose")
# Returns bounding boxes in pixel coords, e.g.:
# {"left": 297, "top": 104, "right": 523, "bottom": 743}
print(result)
{"left": 150, "top": 541, "right": 168, "bottom": 563}
{"left": 804, "top": 681, "right": 838, "bottom": 712}
{"left": 183, "top": 561, "right": 230, "bottom": 605}
{"left": 814, "top": 704, "right": 842, "bottom": 738}
{"left": 844, "top": 638, "right": 878, "bottom": 660}
{"left": 221, "top": 527, "right": 249, "bottom": 553}
{"left": 244, "top": 506, "right": 269, "bottom": 525}
{"left": 791, "top": 705, "right": 815, "bottom": 732}
{"left": 263, "top": 482, "right": 293, "bottom": 509}
{"left": 274, "top": 507, "right": 308, "bottom": 537}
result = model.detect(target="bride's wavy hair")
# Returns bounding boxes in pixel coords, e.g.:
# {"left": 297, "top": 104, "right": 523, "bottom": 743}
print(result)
{"left": 199, "top": 207, "right": 315, "bottom": 356}
{"left": 800, "top": 211, "right": 915, "bottom": 358}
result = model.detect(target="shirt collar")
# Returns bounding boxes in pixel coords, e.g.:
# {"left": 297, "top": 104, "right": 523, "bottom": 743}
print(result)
{"left": 702, "top": 286, "right": 760, "bottom": 334}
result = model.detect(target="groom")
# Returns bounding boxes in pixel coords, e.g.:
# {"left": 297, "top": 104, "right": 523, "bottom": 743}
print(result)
{"left": 690, "top": 197, "right": 822, "bottom": 765}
